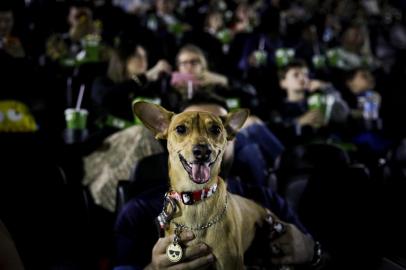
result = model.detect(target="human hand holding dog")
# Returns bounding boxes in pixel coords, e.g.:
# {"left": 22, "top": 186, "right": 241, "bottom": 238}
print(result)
{"left": 145, "top": 230, "right": 215, "bottom": 270}
{"left": 267, "top": 217, "right": 316, "bottom": 266}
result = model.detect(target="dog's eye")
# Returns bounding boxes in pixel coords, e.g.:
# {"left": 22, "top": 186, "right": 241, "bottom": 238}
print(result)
{"left": 175, "top": 125, "right": 187, "bottom": 135}
{"left": 209, "top": 125, "right": 221, "bottom": 135}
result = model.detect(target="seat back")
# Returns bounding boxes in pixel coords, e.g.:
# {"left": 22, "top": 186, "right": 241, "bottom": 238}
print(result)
{"left": 129, "top": 152, "right": 169, "bottom": 197}
{"left": 382, "top": 138, "right": 406, "bottom": 183}
{"left": 274, "top": 143, "right": 351, "bottom": 210}
{"left": 297, "top": 165, "right": 379, "bottom": 268}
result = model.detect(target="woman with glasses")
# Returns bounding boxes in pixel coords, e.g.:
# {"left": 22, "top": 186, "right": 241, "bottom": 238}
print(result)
{"left": 171, "top": 44, "right": 228, "bottom": 91}
{"left": 167, "top": 44, "right": 258, "bottom": 113}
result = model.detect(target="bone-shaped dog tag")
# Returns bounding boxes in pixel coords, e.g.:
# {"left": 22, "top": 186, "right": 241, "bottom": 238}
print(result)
{"left": 166, "top": 242, "right": 183, "bottom": 262}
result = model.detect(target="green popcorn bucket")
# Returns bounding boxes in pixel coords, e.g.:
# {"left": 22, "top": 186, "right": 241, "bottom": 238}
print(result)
{"left": 254, "top": 50, "right": 268, "bottom": 66}
{"left": 275, "top": 48, "right": 295, "bottom": 67}
{"left": 217, "top": 29, "right": 232, "bottom": 44}
{"left": 312, "top": 54, "right": 326, "bottom": 69}
{"left": 226, "top": 98, "right": 241, "bottom": 110}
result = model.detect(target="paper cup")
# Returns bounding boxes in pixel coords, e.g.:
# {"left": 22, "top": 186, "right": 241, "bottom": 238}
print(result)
{"left": 65, "top": 108, "right": 88, "bottom": 130}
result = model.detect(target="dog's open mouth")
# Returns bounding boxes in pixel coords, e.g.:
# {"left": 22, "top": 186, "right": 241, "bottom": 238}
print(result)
{"left": 179, "top": 151, "right": 220, "bottom": 184}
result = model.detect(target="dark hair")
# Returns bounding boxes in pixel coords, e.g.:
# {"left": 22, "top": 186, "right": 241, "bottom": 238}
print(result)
{"left": 176, "top": 44, "right": 208, "bottom": 71}
{"left": 114, "top": 33, "right": 143, "bottom": 60}
{"left": 107, "top": 32, "right": 145, "bottom": 83}
{"left": 68, "top": 0, "right": 93, "bottom": 9}
{"left": 180, "top": 91, "right": 229, "bottom": 112}
{"left": 277, "top": 59, "right": 308, "bottom": 80}
{"left": 344, "top": 66, "right": 370, "bottom": 82}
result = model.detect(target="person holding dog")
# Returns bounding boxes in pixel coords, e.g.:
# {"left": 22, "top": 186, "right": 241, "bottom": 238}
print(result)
{"left": 113, "top": 94, "right": 323, "bottom": 270}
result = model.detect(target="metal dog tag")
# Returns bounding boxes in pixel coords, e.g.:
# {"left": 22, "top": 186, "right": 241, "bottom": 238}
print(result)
{"left": 166, "top": 242, "right": 183, "bottom": 262}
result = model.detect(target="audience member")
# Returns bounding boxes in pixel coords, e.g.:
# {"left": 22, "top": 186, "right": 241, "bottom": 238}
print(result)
{"left": 90, "top": 36, "right": 171, "bottom": 136}
{"left": 45, "top": 2, "right": 107, "bottom": 66}
{"left": 180, "top": 9, "right": 228, "bottom": 74}
{"left": 169, "top": 44, "right": 258, "bottom": 112}
{"left": 0, "top": 3, "right": 25, "bottom": 59}
{"left": 273, "top": 59, "right": 349, "bottom": 144}
{"left": 1, "top": 1, "right": 405, "bottom": 268}
{"left": 343, "top": 66, "right": 391, "bottom": 167}
{"left": 344, "top": 67, "right": 380, "bottom": 121}
{"left": 114, "top": 97, "right": 321, "bottom": 269}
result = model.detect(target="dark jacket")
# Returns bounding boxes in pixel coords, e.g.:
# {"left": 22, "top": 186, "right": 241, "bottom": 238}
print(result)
{"left": 114, "top": 176, "right": 307, "bottom": 269}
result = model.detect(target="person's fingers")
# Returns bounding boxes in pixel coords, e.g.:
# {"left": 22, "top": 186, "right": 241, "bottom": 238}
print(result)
{"left": 300, "top": 111, "right": 316, "bottom": 124}
{"left": 308, "top": 109, "right": 321, "bottom": 119}
{"left": 314, "top": 110, "right": 324, "bottom": 119}
{"left": 152, "top": 231, "right": 197, "bottom": 268}
{"left": 274, "top": 221, "right": 287, "bottom": 234}
{"left": 264, "top": 209, "right": 280, "bottom": 223}
{"left": 270, "top": 243, "right": 284, "bottom": 257}
{"left": 311, "top": 115, "right": 322, "bottom": 124}
{"left": 159, "top": 60, "right": 171, "bottom": 68}
{"left": 154, "top": 253, "right": 175, "bottom": 268}
{"left": 154, "top": 237, "right": 172, "bottom": 255}
{"left": 168, "top": 253, "right": 215, "bottom": 270}
{"left": 271, "top": 255, "right": 294, "bottom": 265}
{"left": 183, "top": 243, "right": 211, "bottom": 260}
{"left": 178, "top": 230, "right": 196, "bottom": 244}
{"left": 265, "top": 210, "right": 288, "bottom": 240}
{"left": 270, "top": 242, "right": 294, "bottom": 257}
{"left": 154, "top": 231, "right": 195, "bottom": 254}
{"left": 306, "top": 110, "right": 324, "bottom": 126}
{"left": 269, "top": 221, "right": 287, "bottom": 240}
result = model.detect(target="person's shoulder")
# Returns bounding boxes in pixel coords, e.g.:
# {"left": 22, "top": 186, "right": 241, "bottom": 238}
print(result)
{"left": 92, "top": 76, "right": 114, "bottom": 90}
{"left": 116, "top": 186, "right": 166, "bottom": 225}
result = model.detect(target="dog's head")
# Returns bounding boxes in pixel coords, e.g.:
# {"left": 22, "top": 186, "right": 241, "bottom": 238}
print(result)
{"left": 133, "top": 101, "right": 249, "bottom": 190}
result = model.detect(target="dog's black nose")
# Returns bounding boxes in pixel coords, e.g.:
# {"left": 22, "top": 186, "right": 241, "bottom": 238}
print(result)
{"left": 193, "top": 144, "right": 212, "bottom": 162}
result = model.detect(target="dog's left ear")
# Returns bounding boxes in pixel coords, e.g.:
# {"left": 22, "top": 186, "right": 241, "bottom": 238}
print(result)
{"left": 133, "top": 101, "right": 174, "bottom": 140}
{"left": 222, "top": 109, "right": 250, "bottom": 140}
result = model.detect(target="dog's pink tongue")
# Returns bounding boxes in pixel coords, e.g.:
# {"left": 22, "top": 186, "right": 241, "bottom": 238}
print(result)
{"left": 192, "top": 163, "right": 210, "bottom": 184}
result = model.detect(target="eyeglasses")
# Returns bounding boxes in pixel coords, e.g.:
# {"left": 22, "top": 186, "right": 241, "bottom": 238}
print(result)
{"left": 169, "top": 250, "right": 180, "bottom": 256}
{"left": 178, "top": 58, "right": 201, "bottom": 67}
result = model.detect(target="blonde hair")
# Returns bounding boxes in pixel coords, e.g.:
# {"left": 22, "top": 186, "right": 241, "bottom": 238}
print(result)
{"left": 176, "top": 44, "right": 208, "bottom": 71}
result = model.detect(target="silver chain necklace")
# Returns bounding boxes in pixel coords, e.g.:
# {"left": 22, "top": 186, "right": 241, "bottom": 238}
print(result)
{"left": 172, "top": 195, "right": 228, "bottom": 231}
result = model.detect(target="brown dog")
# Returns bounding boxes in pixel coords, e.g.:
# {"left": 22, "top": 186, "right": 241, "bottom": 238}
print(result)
{"left": 133, "top": 101, "right": 274, "bottom": 269}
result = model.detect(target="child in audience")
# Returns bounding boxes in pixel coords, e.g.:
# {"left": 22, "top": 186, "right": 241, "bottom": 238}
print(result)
{"left": 274, "top": 59, "right": 349, "bottom": 142}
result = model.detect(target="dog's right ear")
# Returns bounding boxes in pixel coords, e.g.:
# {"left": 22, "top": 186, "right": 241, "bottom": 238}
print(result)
{"left": 133, "top": 101, "right": 174, "bottom": 140}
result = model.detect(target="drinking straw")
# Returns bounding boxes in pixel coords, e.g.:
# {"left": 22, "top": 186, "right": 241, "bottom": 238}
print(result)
{"left": 187, "top": 80, "right": 193, "bottom": 99}
{"left": 76, "top": 84, "right": 85, "bottom": 110}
